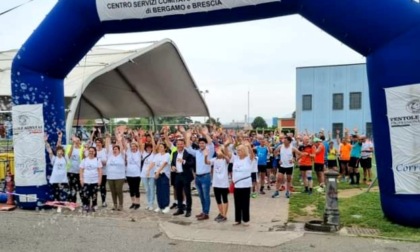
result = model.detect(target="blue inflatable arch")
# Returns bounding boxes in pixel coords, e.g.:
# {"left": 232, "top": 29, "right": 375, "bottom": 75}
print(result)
{"left": 11, "top": 0, "right": 420, "bottom": 226}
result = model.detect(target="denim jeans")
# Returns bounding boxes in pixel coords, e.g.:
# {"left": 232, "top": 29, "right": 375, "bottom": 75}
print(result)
{"left": 195, "top": 173, "right": 212, "bottom": 215}
{"left": 155, "top": 174, "right": 170, "bottom": 209}
{"left": 143, "top": 177, "right": 155, "bottom": 208}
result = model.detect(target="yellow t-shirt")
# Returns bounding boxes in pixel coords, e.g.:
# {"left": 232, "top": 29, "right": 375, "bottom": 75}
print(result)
{"left": 327, "top": 148, "right": 337, "bottom": 160}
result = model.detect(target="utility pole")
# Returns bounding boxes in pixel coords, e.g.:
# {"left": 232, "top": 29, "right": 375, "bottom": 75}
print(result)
{"left": 247, "top": 90, "right": 250, "bottom": 125}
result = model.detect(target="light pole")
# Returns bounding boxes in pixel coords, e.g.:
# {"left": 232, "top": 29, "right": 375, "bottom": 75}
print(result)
{"left": 200, "top": 90, "right": 209, "bottom": 124}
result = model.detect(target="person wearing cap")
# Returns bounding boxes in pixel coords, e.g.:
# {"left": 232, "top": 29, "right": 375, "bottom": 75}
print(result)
{"left": 313, "top": 137, "right": 326, "bottom": 189}
{"left": 348, "top": 133, "right": 363, "bottom": 185}
{"left": 360, "top": 136, "right": 374, "bottom": 184}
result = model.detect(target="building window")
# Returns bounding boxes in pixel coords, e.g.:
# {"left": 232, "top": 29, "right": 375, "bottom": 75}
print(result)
{"left": 366, "top": 122, "right": 373, "bottom": 138}
{"left": 302, "top": 95, "right": 312, "bottom": 111}
{"left": 333, "top": 93, "right": 343, "bottom": 110}
{"left": 332, "top": 123, "right": 343, "bottom": 138}
{"left": 350, "top": 92, "right": 362, "bottom": 109}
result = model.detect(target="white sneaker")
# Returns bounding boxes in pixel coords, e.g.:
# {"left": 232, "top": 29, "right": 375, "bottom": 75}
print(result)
{"left": 154, "top": 208, "right": 161, "bottom": 213}
{"left": 148, "top": 207, "right": 154, "bottom": 211}
{"left": 162, "top": 207, "right": 170, "bottom": 214}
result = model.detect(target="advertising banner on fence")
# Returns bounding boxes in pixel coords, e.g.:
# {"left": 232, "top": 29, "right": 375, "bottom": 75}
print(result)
{"left": 385, "top": 84, "right": 420, "bottom": 194}
{"left": 96, "top": 0, "right": 281, "bottom": 21}
{"left": 12, "top": 104, "right": 46, "bottom": 186}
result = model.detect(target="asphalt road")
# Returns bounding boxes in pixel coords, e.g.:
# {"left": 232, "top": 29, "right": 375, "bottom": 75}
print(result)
{"left": 0, "top": 211, "right": 418, "bottom": 252}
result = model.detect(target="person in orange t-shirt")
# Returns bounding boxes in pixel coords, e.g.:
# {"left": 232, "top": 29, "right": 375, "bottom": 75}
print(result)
{"left": 313, "top": 138, "right": 325, "bottom": 188}
{"left": 339, "top": 138, "right": 352, "bottom": 182}
{"left": 298, "top": 136, "right": 316, "bottom": 194}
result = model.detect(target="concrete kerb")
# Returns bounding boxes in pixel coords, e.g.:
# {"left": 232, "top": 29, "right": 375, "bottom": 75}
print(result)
{"left": 155, "top": 189, "right": 306, "bottom": 247}
{"left": 159, "top": 221, "right": 305, "bottom": 248}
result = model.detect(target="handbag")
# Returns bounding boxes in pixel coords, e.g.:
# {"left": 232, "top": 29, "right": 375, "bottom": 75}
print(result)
{"left": 229, "top": 176, "right": 251, "bottom": 194}
{"left": 140, "top": 152, "right": 152, "bottom": 172}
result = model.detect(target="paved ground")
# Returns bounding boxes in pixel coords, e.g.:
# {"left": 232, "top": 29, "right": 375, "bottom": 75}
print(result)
{"left": 0, "top": 211, "right": 418, "bottom": 252}
{"left": 1, "top": 186, "right": 419, "bottom": 250}
{"left": 44, "top": 186, "right": 294, "bottom": 246}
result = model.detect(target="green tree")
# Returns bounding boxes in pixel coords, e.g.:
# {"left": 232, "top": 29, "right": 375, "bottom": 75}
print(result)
{"left": 178, "top": 117, "right": 193, "bottom": 125}
{"left": 251, "top": 116, "right": 267, "bottom": 129}
{"left": 128, "top": 117, "right": 149, "bottom": 129}
{"left": 205, "top": 117, "right": 221, "bottom": 127}
{"left": 116, "top": 120, "right": 127, "bottom": 125}
{"left": 155, "top": 116, "right": 194, "bottom": 131}
{"left": 84, "top": 119, "right": 95, "bottom": 132}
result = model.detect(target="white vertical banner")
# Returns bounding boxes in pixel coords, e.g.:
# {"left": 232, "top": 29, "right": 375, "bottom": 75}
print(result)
{"left": 385, "top": 84, "right": 420, "bottom": 194}
{"left": 12, "top": 104, "right": 47, "bottom": 186}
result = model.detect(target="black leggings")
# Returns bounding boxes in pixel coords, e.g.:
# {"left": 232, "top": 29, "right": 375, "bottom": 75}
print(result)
{"left": 127, "top": 176, "right": 141, "bottom": 198}
{"left": 214, "top": 187, "right": 229, "bottom": 204}
{"left": 52, "top": 183, "right": 68, "bottom": 201}
{"left": 93, "top": 175, "right": 107, "bottom": 206}
{"left": 234, "top": 187, "right": 251, "bottom": 223}
{"left": 67, "top": 173, "right": 82, "bottom": 203}
{"left": 82, "top": 183, "right": 98, "bottom": 208}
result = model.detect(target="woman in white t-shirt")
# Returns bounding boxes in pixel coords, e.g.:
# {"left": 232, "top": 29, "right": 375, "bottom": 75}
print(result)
{"left": 106, "top": 143, "right": 126, "bottom": 211}
{"left": 205, "top": 145, "right": 231, "bottom": 223}
{"left": 153, "top": 143, "right": 171, "bottom": 213}
{"left": 94, "top": 138, "right": 108, "bottom": 208}
{"left": 80, "top": 147, "right": 102, "bottom": 212}
{"left": 46, "top": 137, "right": 68, "bottom": 202}
{"left": 126, "top": 142, "right": 142, "bottom": 210}
{"left": 231, "top": 143, "right": 254, "bottom": 226}
{"left": 66, "top": 136, "right": 84, "bottom": 203}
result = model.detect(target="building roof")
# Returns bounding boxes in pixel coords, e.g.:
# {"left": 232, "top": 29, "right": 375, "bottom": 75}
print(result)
{"left": 0, "top": 39, "right": 210, "bottom": 119}
{"left": 296, "top": 63, "right": 365, "bottom": 70}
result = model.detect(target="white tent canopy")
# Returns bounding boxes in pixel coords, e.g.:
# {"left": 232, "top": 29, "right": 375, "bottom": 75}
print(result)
{"left": 0, "top": 39, "right": 210, "bottom": 133}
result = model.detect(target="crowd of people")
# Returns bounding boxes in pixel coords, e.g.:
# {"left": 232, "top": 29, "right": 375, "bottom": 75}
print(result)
{"left": 44, "top": 124, "right": 374, "bottom": 226}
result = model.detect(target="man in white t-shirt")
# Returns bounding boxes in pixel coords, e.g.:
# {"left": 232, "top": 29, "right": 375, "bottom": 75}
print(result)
{"left": 360, "top": 136, "right": 374, "bottom": 184}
